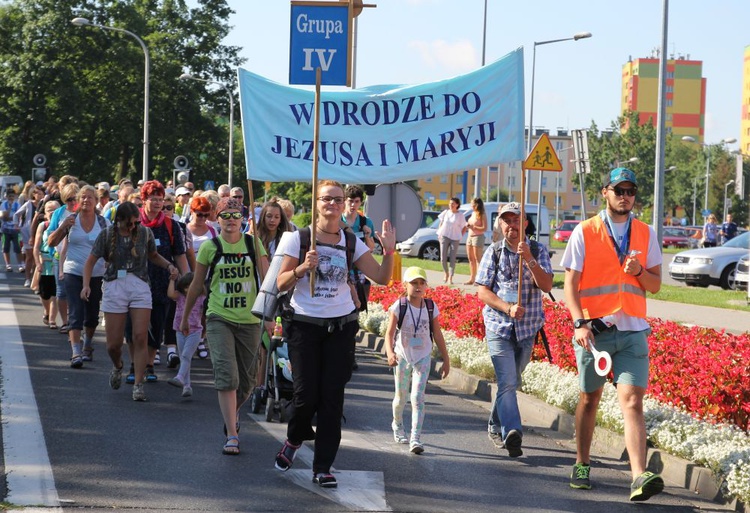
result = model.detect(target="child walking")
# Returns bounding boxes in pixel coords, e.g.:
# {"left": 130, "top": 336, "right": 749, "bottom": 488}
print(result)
{"left": 384, "top": 266, "right": 450, "bottom": 454}
{"left": 167, "top": 272, "right": 205, "bottom": 397}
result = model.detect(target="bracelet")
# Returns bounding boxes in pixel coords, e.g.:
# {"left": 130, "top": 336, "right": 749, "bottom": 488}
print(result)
{"left": 383, "top": 249, "right": 396, "bottom": 256}
{"left": 635, "top": 265, "right": 644, "bottom": 277}
{"left": 292, "top": 267, "right": 302, "bottom": 280}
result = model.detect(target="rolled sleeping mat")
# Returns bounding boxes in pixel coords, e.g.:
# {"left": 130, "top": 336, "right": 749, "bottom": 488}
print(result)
{"left": 252, "top": 231, "right": 294, "bottom": 320}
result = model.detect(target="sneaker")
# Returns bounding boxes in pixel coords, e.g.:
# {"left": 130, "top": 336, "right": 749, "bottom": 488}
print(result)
{"left": 313, "top": 473, "right": 337, "bottom": 488}
{"left": 409, "top": 438, "right": 424, "bottom": 455}
{"left": 132, "top": 383, "right": 147, "bottom": 401}
{"left": 504, "top": 429, "right": 523, "bottom": 458}
{"left": 392, "top": 422, "right": 408, "bottom": 444}
{"left": 488, "top": 431, "right": 504, "bottom": 448}
{"left": 182, "top": 385, "right": 193, "bottom": 397}
{"left": 145, "top": 365, "right": 158, "bottom": 382}
{"left": 125, "top": 364, "right": 135, "bottom": 385}
{"left": 18, "top": 266, "right": 25, "bottom": 273}
{"left": 570, "top": 462, "right": 592, "bottom": 490}
{"left": 70, "top": 354, "right": 83, "bottom": 368}
{"left": 167, "top": 376, "right": 185, "bottom": 388}
{"left": 167, "top": 352, "right": 180, "bottom": 368}
{"left": 274, "top": 440, "right": 301, "bottom": 471}
{"left": 629, "top": 471, "right": 664, "bottom": 502}
{"left": 154, "top": 351, "right": 161, "bottom": 366}
{"left": 5, "top": 266, "right": 11, "bottom": 272}
{"left": 197, "top": 341, "right": 209, "bottom": 359}
{"left": 109, "top": 366, "right": 123, "bottom": 390}
{"left": 23, "top": 279, "right": 30, "bottom": 287}
{"left": 82, "top": 347, "right": 94, "bottom": 362}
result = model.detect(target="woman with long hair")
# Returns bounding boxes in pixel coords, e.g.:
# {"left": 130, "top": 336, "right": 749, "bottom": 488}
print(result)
{"left": 255, "top": 200, "right": 293, "bottom": 256}
{"left": 15, "top": 184, "right": 45, "bottom": 286}
{"left": 465, "top": 197, "right": 486, "bottom": 285}
{"left": 81, "top": 201, "right": 178, "bottom": 401}
{"left": 436, "top": 197, "right": 467, "bottom": 284}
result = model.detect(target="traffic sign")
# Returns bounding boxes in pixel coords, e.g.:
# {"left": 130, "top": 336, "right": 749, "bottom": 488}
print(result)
{"left": 289, "top": 1, "right": 352, "bottom": 86}
{"left": 523, "top": 133, "right": 563, "bottom": 172}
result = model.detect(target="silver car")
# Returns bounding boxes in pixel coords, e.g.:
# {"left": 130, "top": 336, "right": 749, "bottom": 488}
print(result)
{"left": 668, "top": 231, "right": 750, "bottom": 290}
{"left": 397, "top": 203, "right": 550, "bottom": 261}
{"left": 734, "top": 254, "right": 750, "bottom": 291}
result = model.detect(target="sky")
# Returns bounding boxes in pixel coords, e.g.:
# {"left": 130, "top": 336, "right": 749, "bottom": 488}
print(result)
{"left": 219, "top": 0, "right": 749, "bottom": 148}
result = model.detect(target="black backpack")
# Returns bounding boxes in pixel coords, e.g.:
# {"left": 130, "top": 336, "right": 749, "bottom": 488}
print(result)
{"left": 203, "top": 234, "right": 260, "bottom": 312}
{"left": 396, "top": 297, "right": 435, "bottom": 342}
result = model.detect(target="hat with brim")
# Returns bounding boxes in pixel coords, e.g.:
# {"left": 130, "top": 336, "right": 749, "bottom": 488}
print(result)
{"left": 606, "top": 167, "right": 637, "bottom": 187}
{"left": 175, "top": 186, "right": 190, "bottom": 196}
{"left": 500, "top": 202, "right": 522, "bottom": 217}
{"left": 402, "top": 266, "right": 428, "bottom": 283}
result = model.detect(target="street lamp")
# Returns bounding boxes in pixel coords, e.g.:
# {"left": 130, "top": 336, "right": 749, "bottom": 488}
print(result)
{"left": 529, "top": 32, "right": 592, "bottom": 233}
{"left": 682, "top": 136, "right": 737, "bottom": 216}
{"left": 614, "top": 157, "right": 639, "bottom": 168}
{"left": 72, "top": 17, "right": 150, "bottom": 184}
{"left": 723, "top": 180, "right": 735, "bottom": 220}
{"left": 179, "top": 73, "right": 235, "bottom": 188}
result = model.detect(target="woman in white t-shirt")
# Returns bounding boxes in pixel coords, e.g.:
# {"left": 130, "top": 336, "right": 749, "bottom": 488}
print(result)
{"left": 272, "top": 179, "right": 396, "bottom": 489}
{"left": 436, "top": 197, "right": 468, "bottom": 284}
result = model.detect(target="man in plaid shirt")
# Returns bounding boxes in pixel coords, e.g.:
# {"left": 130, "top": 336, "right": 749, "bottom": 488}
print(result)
{"left": 475, "top": 202, "right": 553, "bottom": 457}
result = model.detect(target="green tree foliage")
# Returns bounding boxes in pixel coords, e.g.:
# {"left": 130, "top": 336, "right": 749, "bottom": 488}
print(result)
{"left": 0, "top": 0, "right": 243, "bottom": 188}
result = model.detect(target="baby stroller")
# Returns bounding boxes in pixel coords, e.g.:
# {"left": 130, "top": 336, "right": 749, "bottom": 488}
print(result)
{"left": 250, "top": 330, "right": 294, "bottom": 422}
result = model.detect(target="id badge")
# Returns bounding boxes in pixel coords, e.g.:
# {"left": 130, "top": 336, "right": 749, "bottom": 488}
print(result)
{"left": 117, "top": 269, "right": 127, "bottom": 279}
{"left": 499, "top": 281, "right": 518, "bottom": 303}
{"left": 408, "top": 336, "right": 423, "bottom": 349}
{"left": 154, "top": 239, "right": 161, "bottom": 247}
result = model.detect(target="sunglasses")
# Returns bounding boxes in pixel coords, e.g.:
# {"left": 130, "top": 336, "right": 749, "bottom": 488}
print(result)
{"left": 122, "top": 220, "right": 141, "bottom": 228}
{"left": 195, "top": 212, "right": 210, "bottom": 218}
{"left": 608, "top": 186, "right": 637, "bottom": 197}
{"left": 218, "top": 211, "right": 243, "bottom": 220}
{"left": 232, "top": 195, "right": 243, "bottom": 199}
{"left": 163, "top": 205, "right": 173, "bottom": 211}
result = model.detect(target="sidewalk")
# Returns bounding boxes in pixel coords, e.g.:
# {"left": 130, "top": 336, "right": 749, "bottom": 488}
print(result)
{"left": 419, "top": 268, "right": 750, "bottom": 335}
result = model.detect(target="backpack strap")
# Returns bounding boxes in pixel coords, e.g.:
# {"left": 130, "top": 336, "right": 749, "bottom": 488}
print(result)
{"left": 95, "top": 214, "right": 107, "bottom": 231}
{"left": 397, "top": 297, "right": 435, "bottom": 342}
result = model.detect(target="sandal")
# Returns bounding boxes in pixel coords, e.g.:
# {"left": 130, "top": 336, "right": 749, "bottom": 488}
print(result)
{"left": 222, "top": 436, "right": 240, "bottom": 455}
{"left": 59, "top": 324, "right": 70, "bottom": 334}
{"left": 49, "top": 322, "right": 58, "bottom": 330}
{"left": 42, "top": 315, "right": 49, "bottom": 326}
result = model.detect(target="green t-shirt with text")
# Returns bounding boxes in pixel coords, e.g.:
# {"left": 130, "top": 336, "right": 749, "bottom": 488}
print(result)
{"left": 197, "top": 236, "right": 266, "bottom": 324}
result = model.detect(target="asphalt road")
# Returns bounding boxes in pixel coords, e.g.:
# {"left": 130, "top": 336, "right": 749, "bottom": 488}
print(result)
{"left": 0, "top": 271, "right": 727, "bottom": 512}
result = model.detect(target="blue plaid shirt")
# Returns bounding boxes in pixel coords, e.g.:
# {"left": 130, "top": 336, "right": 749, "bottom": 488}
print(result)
{"left": 475, "top": 239, "right": 553, "bottom": 341}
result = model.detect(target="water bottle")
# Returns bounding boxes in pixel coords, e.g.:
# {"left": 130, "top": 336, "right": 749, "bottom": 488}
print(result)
{"left": 273, "top": 316, "right": 283, "bottom": 339}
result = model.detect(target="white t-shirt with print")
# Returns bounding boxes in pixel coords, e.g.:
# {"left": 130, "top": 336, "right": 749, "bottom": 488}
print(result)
{"left": 388, "top": 298, "right": 439, "bottom": 364}
{"left": 283, "top": 228, "right": 369, "bottom": 318}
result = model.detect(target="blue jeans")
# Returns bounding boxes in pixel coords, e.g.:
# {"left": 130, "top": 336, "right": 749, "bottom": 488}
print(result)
{"left": 487, "top": 330, "right": 534, "bottom": 440}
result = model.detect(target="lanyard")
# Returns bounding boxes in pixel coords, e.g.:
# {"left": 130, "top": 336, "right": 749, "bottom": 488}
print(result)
{"left": 407, "top": 299, "right": 423, "bottom": 332}
{"left": 599, "top": 210, "right": 632, "bottom": 264}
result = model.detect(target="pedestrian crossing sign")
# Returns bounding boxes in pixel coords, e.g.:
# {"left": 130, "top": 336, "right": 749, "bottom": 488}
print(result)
{"left": 523, "top": 133, "right": 563, "bottom": 172}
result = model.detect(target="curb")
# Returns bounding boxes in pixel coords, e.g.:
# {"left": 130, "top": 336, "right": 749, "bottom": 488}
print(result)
{"left": 355, "top": 329, "right": 747, "bottom": 512}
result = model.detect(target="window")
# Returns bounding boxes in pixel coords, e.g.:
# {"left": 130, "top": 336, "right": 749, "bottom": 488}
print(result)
{"left": 542, "top": 195, "right": 547, "bottom": 205}
{"left": 542, "top": 177, "right": 548, "bottom": 188}
{"left": 440, "top": 175, "right": 448, "bottom": 184}
{"left": 509, "top": 161, "right": 517, "bottom": 168}
{"left": 424, "top": 177, "right": 432, "bottom": 183}
{"left": 439, "top": 192, "right": 447, "bottom": 200}
{"left": 455, "top": 175, "right": 462, "bottom": 184}
{"left": 555, "top": 141, "right": 564, "bottom": 151}
{"left": 507, "top": 177, "right": 516, "bottom": 187}
{"left": 666, "top": 99, "right": 673, "bottom": 107}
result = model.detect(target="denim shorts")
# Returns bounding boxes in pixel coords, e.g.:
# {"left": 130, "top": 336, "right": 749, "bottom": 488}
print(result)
{"left": 574, "top": 327, "right": 650, "bottom": 392}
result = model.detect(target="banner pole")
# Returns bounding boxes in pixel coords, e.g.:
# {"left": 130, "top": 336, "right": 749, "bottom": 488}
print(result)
{"left": 309, "top": 67, "right": 322, "bottom": 295}
{"left": 245, "top": 179, "right": 265, "bottom": 280}
{"left": 518, "top": 168, "right": 526, "bottom": 303}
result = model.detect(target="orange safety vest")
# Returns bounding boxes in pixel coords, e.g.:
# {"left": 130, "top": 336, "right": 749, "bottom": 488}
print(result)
{"left": 579, "top": 215, "right": 649, "bottom": 319}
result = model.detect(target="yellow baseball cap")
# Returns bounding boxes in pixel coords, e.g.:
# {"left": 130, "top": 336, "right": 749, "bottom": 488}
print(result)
{"left": 402, "top": 266, "right": 428, "bottom": 283}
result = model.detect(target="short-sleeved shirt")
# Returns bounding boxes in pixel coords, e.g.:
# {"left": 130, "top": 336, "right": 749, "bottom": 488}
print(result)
{"left": 283, "top": 228, "right": 369, "bottom": 318}
{"left": 475, "top": 239, "right": 553, "bottom": 341}
{"left": 173, "top": 292, "right": 205, "bottom": 332}
{"left": 388, "top": 298, "right": 439, "bottom": 364}
{"left": 1, "top": 200, "right": 20, "bottom": 233}
{"left": 63, "top": 215, "right": 108, "bottom": 277}
{"left": 145, "top": 216, "right": 186, "bottom": 304}
{"left": 703, "top": 222, "right": 719, "bottom": 242}
{"left": 436, "top": 209, "right": 467, "bottom": 241}
{"left": 560, "top": 213, "right": 662, "bottom": 331}
{"left": 341, "top": 213, "right": 375, "bottom": 244}
{"left": 197, "top": 236, "right": 266, "bottom": 324}
{"left": 721, "top": 221, "right": 738, "bottom": 240}
{"left": 91, "top": 225, "right": 157, "bottom": 283}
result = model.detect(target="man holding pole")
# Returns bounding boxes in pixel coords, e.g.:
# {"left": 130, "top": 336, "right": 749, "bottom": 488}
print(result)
{"left": 562, "top": 167, "right": 664, "bottom": 501}
{"left": 475, "top": 202, "right": 553, "bottom": 457}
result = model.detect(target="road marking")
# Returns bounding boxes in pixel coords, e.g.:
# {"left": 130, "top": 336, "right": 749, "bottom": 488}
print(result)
{"left": 0, "top": 296, "right": 62, "bottom": 509}
{"left": 248, "top": 412, "right": 391, "bottom": 511}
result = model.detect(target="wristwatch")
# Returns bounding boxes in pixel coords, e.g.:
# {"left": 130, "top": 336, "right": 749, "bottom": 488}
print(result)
{"left": 574, "top": 319, "right": 588, "bottom": 329}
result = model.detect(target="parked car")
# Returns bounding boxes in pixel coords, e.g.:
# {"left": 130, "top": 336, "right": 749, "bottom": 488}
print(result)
{"left": 662, "top": 226, "right": 693, "bottom": 248}
{"left": 668, "top": 231, "right": 750, "bottom": 289}
{"left": 734, "top": 254, "right": 750, "bottom": 291}
{"left": 421, "top": 210, "right": 441, "bottom": 228}
{"left": 397, "top": 202, "right": 551, "bottom": 261}
{"left": 553, "top": 220, "right": 581, "bottom": 243}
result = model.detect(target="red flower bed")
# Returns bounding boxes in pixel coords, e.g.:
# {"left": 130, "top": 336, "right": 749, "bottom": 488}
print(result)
{"left": 371, "top": 284, "right": 750, "bottom": 430}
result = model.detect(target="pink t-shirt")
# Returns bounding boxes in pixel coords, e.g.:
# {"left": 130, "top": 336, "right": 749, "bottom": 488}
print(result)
{"left": 173, "top": 292, "right": 205, "bottom": 333}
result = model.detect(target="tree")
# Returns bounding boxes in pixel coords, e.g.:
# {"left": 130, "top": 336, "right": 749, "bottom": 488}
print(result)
{"left": 0, "top": 0, "right": 243, "bottom": 188}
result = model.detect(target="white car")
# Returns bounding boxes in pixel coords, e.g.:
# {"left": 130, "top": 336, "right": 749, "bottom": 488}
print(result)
{"left": 734, "top": 254, "right": 750, "bottom": 291}
{"left": 668, "top": 231, "right": 750, "bottom": 290}
{"left": 397, "top": 203, "right": 550, "bottom": 261}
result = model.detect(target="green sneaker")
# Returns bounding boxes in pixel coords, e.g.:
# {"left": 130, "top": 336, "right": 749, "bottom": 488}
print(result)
{"left": 629, "top": 471, "right": 664, "bottom": 502}
{"left": 570, "top": 463, "right": 591, "bottom": 489}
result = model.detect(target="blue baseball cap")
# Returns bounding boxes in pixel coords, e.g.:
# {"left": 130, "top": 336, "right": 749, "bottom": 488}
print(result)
{"left": 606, "top": 167, "right": 637, "bottom": 187}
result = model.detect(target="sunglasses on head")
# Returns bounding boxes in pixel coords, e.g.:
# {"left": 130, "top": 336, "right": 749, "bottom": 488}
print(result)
{"left": 608, "top": 185, "right": 637, "bottom": 197}
{"left": 218, "top": 211, "right": 243, "bottom": 220}
{"left": 195, "top": 212, "right": 210, "bottom": 218}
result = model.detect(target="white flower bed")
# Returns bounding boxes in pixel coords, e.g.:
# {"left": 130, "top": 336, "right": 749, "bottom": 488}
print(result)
{"left": 360, "top": 307, "right": 750, "bottom": 504}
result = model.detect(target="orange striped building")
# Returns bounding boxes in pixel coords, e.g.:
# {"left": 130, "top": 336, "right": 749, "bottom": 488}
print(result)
{"left": 741, "top": 45, "right": 750, "bottom": 154}
{"left": 621, "top": 55, "right": 706, "bottom": 142}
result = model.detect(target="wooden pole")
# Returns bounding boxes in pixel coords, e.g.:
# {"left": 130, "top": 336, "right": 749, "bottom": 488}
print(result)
{"left": 309, "top": 67, "right": 322, "bottom": 295}
{"left": 518, "top": 168, "right": 526, "bottom": 303}
{"left": 245, "top": 179, "right": 265, "bottom": 280}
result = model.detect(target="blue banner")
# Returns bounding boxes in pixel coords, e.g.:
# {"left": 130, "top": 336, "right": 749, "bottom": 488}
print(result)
{"left": 238, "top": 47, "right": 524, "bottom": 183}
